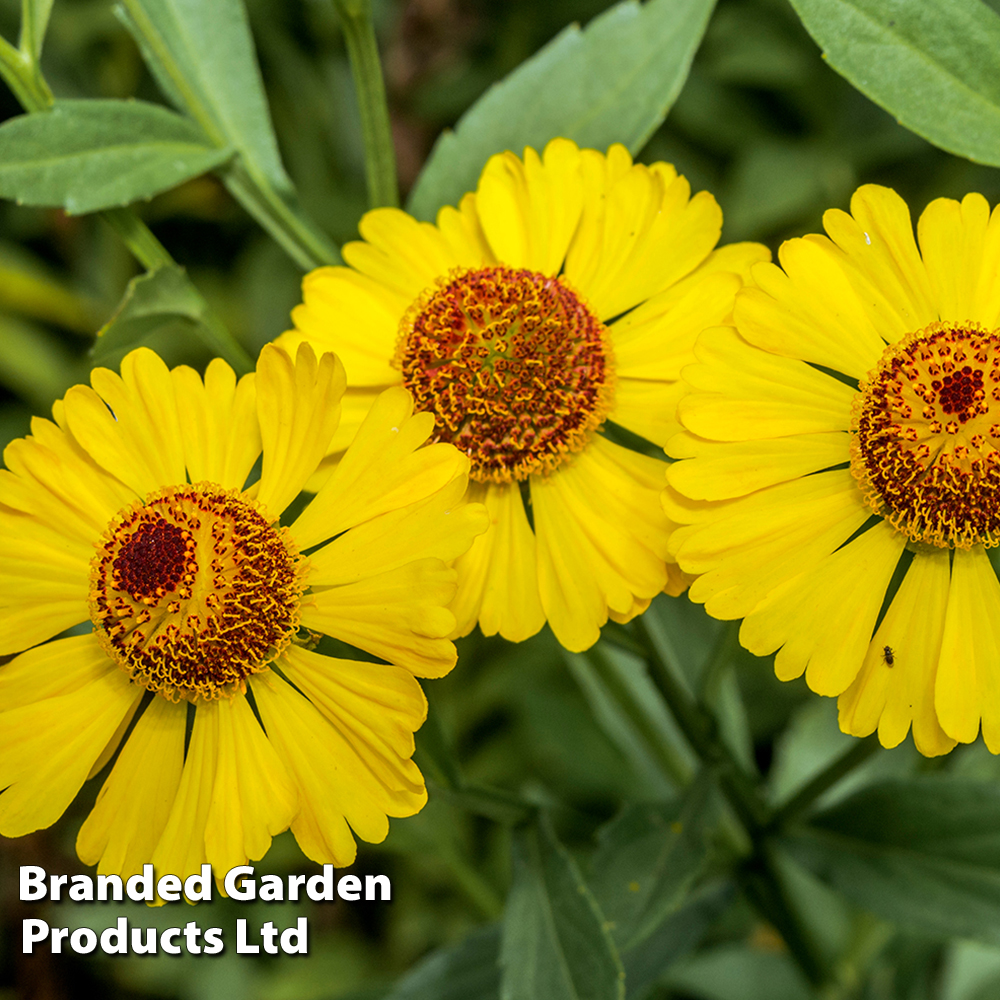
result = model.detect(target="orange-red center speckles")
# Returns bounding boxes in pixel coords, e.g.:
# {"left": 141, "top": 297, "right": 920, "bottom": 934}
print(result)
{"left": 90, "top": 484, "right": 305, "bottom": 702}
{"left": 851, "top": 321, "right": 1000, "bottom": 548}
{"left": 395, "top": 266, "right": 615, "bottom": 483}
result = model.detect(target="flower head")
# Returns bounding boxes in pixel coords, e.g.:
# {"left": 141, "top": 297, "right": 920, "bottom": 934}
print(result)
{"left": 278, "top": 138, "right": 768, "bottom": 651}
{"left": 665, "top": 185, "right": 1000, "bottom": 756}
{"left": 0, "top": 344, "right": 488, "bottom": 887}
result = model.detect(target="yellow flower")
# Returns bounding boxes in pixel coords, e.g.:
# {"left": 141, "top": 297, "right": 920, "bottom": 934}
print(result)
{"left": 278, "top": 138, "right": 768, "bottom": 651}
{"left": 665, "top": 185, "right": 1000, "bottom": 757}
{"left": 0, "top": 344, "right": 488, "bottom": 884}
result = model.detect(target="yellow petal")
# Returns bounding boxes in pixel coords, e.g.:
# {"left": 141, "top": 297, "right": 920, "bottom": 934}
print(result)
{"left": 345, "top": 207, "right": 469, "bottom": 302}
{"left": 435, "top": 191, "right": 496, "bottom": 264}
{"left": 675, "top": 470, "right": 870, "bottom": 620}
{"left": 936, "top": 546, "right": 1000, "bottom": 749}
{"left": 451, "top": 480, "right": 546, "bottom": 642}
{"left": 476, "top": 138, "right": 584, "bottom": 274}
{"left": 736, "top": 238, "right": 888, "bottom": 378}
{"left": 251, "top": 670, "right": 425, "bottom": 866}
{"left": 308, "top": 473, "right": 488, "bottom": 585}
{"left": 77, "top": 696, "right": 186, "bottom": 879}
{"left": 741, "top": 521, "right": 907, "bottom": 696}
{"left": 281, "top": 645, "right": 427, "bottom": 796}
{"left": 821, "top": 184, "right": 937, "bottom": 341}
{"left": 838, "top": 550, "right": 956, "bottom": 757}
{"left": 63, "top": 348, "right": 186, "bottom": 496}
{"left": 284, "top": 265, "right": 406, "bottom": 385}
{"left": 566, "top": 147, "right": 722, "bottom": 318}
{"left": 610, "top": 271, "right": 743, "bottom": 381}
{"left": 678, "top": 327, "right": 855, "bottom": 441}
{"left": 612, "top": 378, "right": 686, "bottom": 448}
{"left": 532, "top": 437, "right": 670, "bottom": 651}
{"left": 302, "top": 558, "right": 458, "bottom": 677}
{"left": 0, "top": 633, "right": 113, "bottom": 708}
{"left": 0, "top": 666, "right": 139, "bottom": 837}
{"left": 292, "top": 386, "right": 468, "bottom": 548}
{"left": 666, "top": 430, "right": 850, "bottom": 500}
{"left": 171, "top": 360, "right": 261, "bottom": 489}
{"left": 1, "top": 415, "right": 133, "bottom": 543}
{"left": 151, "top": 700, "right": 220, "bottom": 886}
{"left": 255, "top": 343, "right": 346, "bottom": 519}
{"left": 204, "top": 695, "right": 297, "bottom": 873}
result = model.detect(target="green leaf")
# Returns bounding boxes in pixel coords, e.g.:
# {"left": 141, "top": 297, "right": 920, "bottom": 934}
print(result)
{"left": 386, "top": 926, "right": 501, "bottom": 1000}
{"left": 93, "top": 264, "right": 223, "bottom": 367}
{"left": 663, "top": 945, "right": 812, "bottom": 1000}
{"left": 0, "top": 315, "right": 83, "bottom": 409}
{"left": 786, "top": 777, "right": 1000, "bottom": 943}
{"left": 588, "top": 776, "right": 713, "bottom": 952}
{"left": 407, "top": 0, "right": 717, "bottom": 221}
{"left": 0, "top": 99, "right": 232, "bottom": 215}
{"left": 501, "top": 816, "right": 625, "bottom": 1000}
{"left": 20, "top": 0, "right": 55, "bottom": 61}
{"left": 116, "top": 0, "right": 292, "bottom": 192}
{"left": 786, "top": 0, "right": 1000, "bottom": 166}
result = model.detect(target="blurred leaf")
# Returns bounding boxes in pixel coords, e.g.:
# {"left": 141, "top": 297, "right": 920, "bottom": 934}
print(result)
{"left": 0, "top": 240, "right": 98, "bottom": 332}
{"left": 408, "top": 0, "right": 718, "bottom": 220}
{"left": 0, "top": 314, "right": 82, "bottom": 408}
{"left": 787, "top": 0, "right": 1000, "bottom": 166}
{"left": 0, "top": 99, "right": 232, "bottom": 215}
{"left": 385, "top": 925, "right": 501, "bottom": 1000}
{"left": 501, "top": 815, "right": 624, "bottom": 1000}
{"left": 942, "top": 941, "right": 1000, "bottom": 1000}
{"left": 786, "top": 777, "right": 1000, "bottom": 943}
{"left": 116, "top": 0, "right": 292, "bottom": 192}
{"left": 93, "top": 263, "right": 217, "bottom": 365}
{"left": 620, "top": 883, "right": 734, "bottom": 1000}
{"left": 565, "top": 643, "right": 695, "bottom": 793}
{"left": 663, "top": 944, "right": 812, "bottom": 1000}
{"left": 588, "top": 776, "right": 714, "bottom": 951}
{"left": 20, "top": 0, "right": 55, "bottom": 61}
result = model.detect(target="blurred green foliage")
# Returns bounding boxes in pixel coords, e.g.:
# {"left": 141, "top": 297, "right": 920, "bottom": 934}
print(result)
{"left": 7, "top": 1, "right": 1000, "bottom": 999}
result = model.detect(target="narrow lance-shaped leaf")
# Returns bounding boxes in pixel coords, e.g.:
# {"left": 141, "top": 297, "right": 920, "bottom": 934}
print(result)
{"left": 0, "top": 99, "right": 232, "bottom": 215}
{"left": 785, "top": 777, "right": 1000, "bottom": 943}
{"left": 386, "top": 926, "right": 502, "bottom": 1000}
{"left": 20, "top": 0, "right": 55, "bottom": 61}
{"left": 115, "top": 0, "right": 292, "bottom": 192}
{"left": 408, "top": 0, "right": 717, "bottom": 220}
{"left": 787, "top": 0, "right": 1000, "bottom": 166}
{"left": 501, "top": 815, "right": 624, "bottom": 1000}
{"left": 93, "top": 265, "right": 231, "bottom": 368}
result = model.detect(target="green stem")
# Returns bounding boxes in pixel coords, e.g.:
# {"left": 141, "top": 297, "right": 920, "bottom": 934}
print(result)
{"left": 769, "top": 736, "right": 881, "bottom": 830}
{"left": 579, "top": 646, "right": 694, "bottom": 787}
{"left": 102, "top": 207, "right": 173, "bottom": 270}
{"left": 334, "top": 0, "right": 399, "bottom": 208}
{"left": 221, "top": 161, "right": 338, "bottom": 270}
{"left": 0, "top": 34, "right": 51, "bottom": 111}
{"left": 632, "top": 615, "right": 826, "bottom": 986}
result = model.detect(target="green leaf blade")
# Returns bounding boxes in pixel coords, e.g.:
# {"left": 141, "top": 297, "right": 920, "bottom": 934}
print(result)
{"left": 501, "top": 817, "right": 624, "bottom": 1000}
{"left": 787, "top": 0, "right": 1000, "bottom": 166}
{"left": 118, "top": 0, "right": 291, "bottom": 192}
{"left": 786, "top": 777, "right": 1000, "bottom": 943}
{"left": 407, "top": 0, "right": 717, "bottom": 221}
{"left": 0, "top": 99, "right": 232, "bottom": 215}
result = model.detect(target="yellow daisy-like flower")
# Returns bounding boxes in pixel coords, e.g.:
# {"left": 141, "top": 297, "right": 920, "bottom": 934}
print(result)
{"left": 277, "top": 137, "right": 769, "bottom": 651}
{"left": 0, "top": 344, "right": 488, "bottom": 884}
{"left": 664, "top": 184, "right": 1000, "bottom": 757}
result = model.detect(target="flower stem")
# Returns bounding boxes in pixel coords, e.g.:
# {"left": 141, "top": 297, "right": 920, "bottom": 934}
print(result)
{"left": 633, "top": 614, "right": 826, "bottom": 985}
{"left": 333, "top": 0, "right": 399, "bottom": 209}
{"left": 769, "top": 735, "right": 881, "bottom": 830}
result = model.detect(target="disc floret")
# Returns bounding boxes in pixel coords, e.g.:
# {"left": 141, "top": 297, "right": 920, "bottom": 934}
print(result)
{"left": 396, "top": 266, "right": 615, "bottom": 483}
{"left": 89, "top": 483, "right": 306, "bottom": 702}
{"left": 851, "top": 321, "right": 1000, "bottom": 548}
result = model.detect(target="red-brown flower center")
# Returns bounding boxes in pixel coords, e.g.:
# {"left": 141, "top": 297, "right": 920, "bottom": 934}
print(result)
{"left": 851, "top": 321, "right": 1000, "bottom": 548}
{"left": 396, "top": 266, "right": 615, "bottom": 483}
{"left": 90, "top": 484, "right": 305, "bottom": 702}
